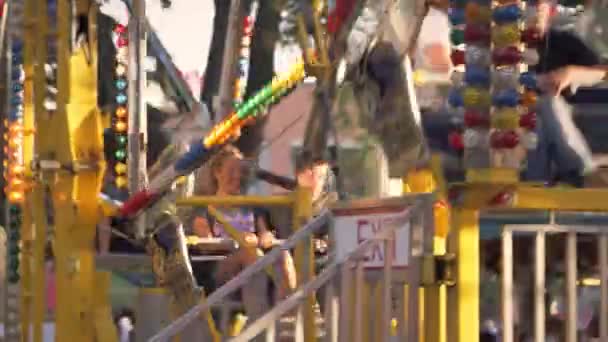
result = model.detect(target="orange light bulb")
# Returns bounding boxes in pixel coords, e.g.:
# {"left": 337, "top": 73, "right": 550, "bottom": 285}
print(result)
{"left": 115, "top": 120, "right": 127, "bottom": 132}
{"left": 521, "top": 91, "right": 537, "bottom": 107}
{"left": 7, "top": 191, "right": 24, "bottom": 203}
{"left": 115, "top": 107, "right": 128, "bottom": 118}
{"left": 9, "top": 165, "right": 24, "bottom": 176}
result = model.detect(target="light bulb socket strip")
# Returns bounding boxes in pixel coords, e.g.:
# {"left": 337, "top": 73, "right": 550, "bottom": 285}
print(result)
{"left": 233, "top": 0, "right": 259, "bottom": 105}
{"left": 113, "top": 23, "right": 129, "bottom": 188}
{"left": 4, "top": 35, "right": 25, "bottom": 286}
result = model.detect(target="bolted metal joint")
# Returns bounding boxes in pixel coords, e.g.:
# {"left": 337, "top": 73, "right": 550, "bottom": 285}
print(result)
{"left": 435, "top": 253, "right": 456, "bottom": 286}
{"left": 421, "top": 253, "right": 456, "bottom": 286}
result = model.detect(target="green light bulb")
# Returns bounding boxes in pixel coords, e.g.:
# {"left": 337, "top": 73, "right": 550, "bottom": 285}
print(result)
{"left": 116, "top": 135, "right": 127, "bottom": 146}
{"left": 451, "top": 30, "right": 464, "bottom": 45}
{"left": 115, "top": 150, "right": 127, "bottom": 160}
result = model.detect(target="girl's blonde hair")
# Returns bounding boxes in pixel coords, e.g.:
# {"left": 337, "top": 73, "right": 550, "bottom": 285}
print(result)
{"left": 194, "top": 144, "right": 243, "bottom": 195}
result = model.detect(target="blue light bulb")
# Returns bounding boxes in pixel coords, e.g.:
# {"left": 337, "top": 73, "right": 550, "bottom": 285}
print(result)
{"left": 493, "top": 5, "right": 522, "bottom": 24}
{"left": 519, "top": 72, "right": 536, "bottom": 89}
{"left": 464, "top": 66, "right": 490, "bottom": 86}
{"left": 116, "top": 93, "right": 128, "bottom": 104}
{"left": 448, "top": 8, "right": 465, "bottom": 26}
{"left": 115, "top": 78, "right": 127, "bottom": 90}
{"left": 448, "top": 89, "right": 464, "bottom": 107}
{"left": 492, "top": 89, "right": 520, "bottom": 107}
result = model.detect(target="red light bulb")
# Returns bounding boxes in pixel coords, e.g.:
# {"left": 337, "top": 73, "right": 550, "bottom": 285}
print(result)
{"left": 451, "top": 50, "right": 465, "bottom": 66}
{"left": 492, "top": 47, "right": 522, "bottom": 65}
{"left": 489, "top": 190, "right": 513, "bottom": 206}
{"left": 448, "top": 131, "right": 465, "bottom": 150}
{"left": 114, "top": 24, "right": 127, "bottom": 34}
{"left": 491, "top": 130, "right": 519, "bottom": 149}
{"left": 522, "top": 28, "right": 541, "bottom": 46}
{"left": 117, "top": 37, "right": 129, "bottom": 47}
{"left": 464, "top": 110, "right": 490, "bottom": 128}
{"left": 464, "top": 25, "right": 491, "bottom": 45}
{"left": 519, "top": 112, "right": 537, "bottom": 130}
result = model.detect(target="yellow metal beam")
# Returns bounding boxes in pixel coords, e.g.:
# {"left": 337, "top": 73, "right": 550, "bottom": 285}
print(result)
{"left": 20, "top": 0, "right": 38, "bottom": 339}
{"left": 176, "top": 195, "right": 294, "bottom": 207}
{"left": 292, "top": 187, "right": 316, "bottom": 342}
{"left": 51, "top": 2, "right": 109, "bottom": 341}
{"left": 451, "top": 184, "right": 608, "bottom": 211}
{"left": 31, "top": 0, "right": 49, "bottom": 339}
{"left": 446, "top": 209, "right": 479, "bottom": 342}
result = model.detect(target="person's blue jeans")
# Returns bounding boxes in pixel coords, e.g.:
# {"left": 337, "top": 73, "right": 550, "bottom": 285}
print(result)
{"left": 524, "top": 95, "right": 593, "bottom": 187}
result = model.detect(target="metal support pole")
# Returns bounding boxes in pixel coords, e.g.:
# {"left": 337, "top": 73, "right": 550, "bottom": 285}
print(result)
{"left": 501, "top": 228, "right": 514, "bottom": 342}
{"left": 338, "top": 262, "right": 353, "bottom": 342}
{"left": 565, "top": 231, "right": 577, "bottom": 342}
{"left": 323, "top": 280, "right": 339, "bottom": 342}
{"left": 534, "top": 231, "right": 545, "bottom": 342}
{"left": 353, "top": 261, "right": 365, "bottom": 342}
{"left": 599, "top": 233, "right": 608, "bottom": 340}
{"left": 128, "top": 0, "right": 147, "bottom": 238}
{"left": 382, "top": 235, "right": 394, "bottom": 342}
{"left": 215, "top": 0, "right": 242, "bottom": 120}
{"left": 447, "top": 209, "right": 479, "bottom": 342}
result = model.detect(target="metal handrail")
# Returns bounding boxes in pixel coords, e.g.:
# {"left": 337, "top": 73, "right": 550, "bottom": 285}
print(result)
{"left": 232, "top": 198, "right": 424, "bottom": 341}
{"left": 147, "top": 210, "right": 331, "bottom": 342}
{"left": 228, "top": 221, "right": 399, "bottom": 341}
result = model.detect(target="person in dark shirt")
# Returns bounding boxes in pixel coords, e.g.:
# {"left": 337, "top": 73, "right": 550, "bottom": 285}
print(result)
{"left": 524, "top": 0, "right": 602, "bottom": 187}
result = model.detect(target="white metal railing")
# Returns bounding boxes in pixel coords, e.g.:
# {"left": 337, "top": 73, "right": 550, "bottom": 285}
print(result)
{"left": 147, "top": 210, "right": 332, "bottom": 342}
{"left": 501, "top": 224, "right": 608, "bottom": 342}
{"left": 230, "top": 197, "right": 427, "bottom": 342}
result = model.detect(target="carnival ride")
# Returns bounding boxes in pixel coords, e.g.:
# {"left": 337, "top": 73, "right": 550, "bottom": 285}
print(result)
{"left": 1, "top": 0, "right": 608, "bottom": 341}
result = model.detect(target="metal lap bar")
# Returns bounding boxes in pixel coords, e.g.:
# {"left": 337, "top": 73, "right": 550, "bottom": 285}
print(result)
{"left": 502, "top": 224, "right": 608, "bottom": 342}
{"left": 147, "top": 210, "right": 330, "bottom": 342}
{"left": 206, "top": 205, "right": 276, "bottom": 278}
{"left": 176, "top": 194, "right": 295, "bottom": 207}
{"left": 122, "top": 0, "right": 197, "bottom": 113}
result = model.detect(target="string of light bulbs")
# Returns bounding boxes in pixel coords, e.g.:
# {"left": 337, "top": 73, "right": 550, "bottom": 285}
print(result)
{"left": 447, "top": 0, "right": 540, "bottom": 169}
{"left": 233, "top": 0, "right": 259, "bottom": 106}
{"left": 206, "top": 59, "right": 305, "bottom": 147}
{"left": 113, "top": 23, "right": 129, "bottom": 189}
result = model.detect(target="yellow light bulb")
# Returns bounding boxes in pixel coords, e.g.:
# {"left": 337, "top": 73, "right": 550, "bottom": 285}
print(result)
{"left": 116, "top": 63, "right": 127, "bottom": 76}
{"left": 492, "top": 24, "right": 521, "bottom": 47}
{"left": 463, "top": 87, "right": 491, "bottom": 107}
{"left": 115, "top": 176, "right": 128, "bottom": 188}
{"left": 115, "top": 162, "right": 127, "bottom": 174}
{"left": 492, "top": 108, "right": 520, "bottom": 129}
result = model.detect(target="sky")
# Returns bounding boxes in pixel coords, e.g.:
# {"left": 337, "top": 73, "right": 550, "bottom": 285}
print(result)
{"left": 100, "top": 0, "right": 215, "bottom": 73}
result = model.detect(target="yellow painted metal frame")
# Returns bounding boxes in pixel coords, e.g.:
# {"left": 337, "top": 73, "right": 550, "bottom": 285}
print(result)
{"left": 406, "top": 154, "right": 608, "bottom": 342}
{"left": 176, "top": 187, "right": 317, "bottom": 342}
{"left": 21, "top": 1, "right": 117, "bottom": 341}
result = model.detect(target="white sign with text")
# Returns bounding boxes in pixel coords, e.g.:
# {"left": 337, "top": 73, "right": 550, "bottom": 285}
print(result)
{"left": 333, "top": 207, "right": 411, "bottom": 269}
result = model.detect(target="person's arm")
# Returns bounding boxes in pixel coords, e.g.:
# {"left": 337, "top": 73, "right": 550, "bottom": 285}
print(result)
{"left": 538, "top": 65, "right": 608, "bottom": 95}
{"left": 192, "top": 210, "right": 214, "bottom": 238}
